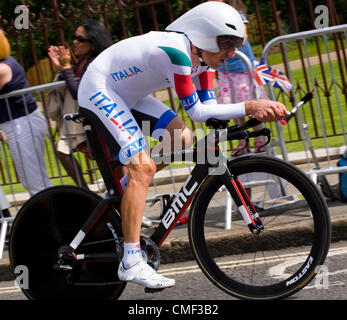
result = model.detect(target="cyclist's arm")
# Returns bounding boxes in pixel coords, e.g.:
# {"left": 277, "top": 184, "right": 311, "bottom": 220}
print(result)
{"left": 176, "top": 71, "right": 289, "bottom": 122}
{"left": 192, "top": 68, "right": 216, "bottom": 104}
{"left": 176, "top": 68, "right": 246, "bottom": 122}
{"left": 151, "top": 45, "right": 245, "bottom": 122}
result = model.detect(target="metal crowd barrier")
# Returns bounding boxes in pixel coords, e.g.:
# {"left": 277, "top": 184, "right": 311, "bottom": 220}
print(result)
{"left": 260, "top": 24, "right": 347, "bottom": 198}
{"left": 262, "top": 24, "right": 347, "bottom": 164}
{"left": 222, "top": 51, "right": 284, "bottom": 229}
{"left": 1, "top": 24, "right": 346, "bottom": 243}
{"left": 0, "top": 81, "right": 193, "bottom": 218}
{"left": 223, "top": 26, "right": 347, "bottom": 229}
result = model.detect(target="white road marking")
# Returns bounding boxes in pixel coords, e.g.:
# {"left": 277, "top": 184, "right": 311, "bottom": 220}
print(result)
{"left": 161, "top": 247, "right": 347, "bottom": 277}
{"left": 0, "top": 286, "right": 20, "bottom": 294}
{"left": 1, "top": 247, "right": 346, "bottom": 295}
{"left": 269, "top": 247, "right": 347, "bottom": 280}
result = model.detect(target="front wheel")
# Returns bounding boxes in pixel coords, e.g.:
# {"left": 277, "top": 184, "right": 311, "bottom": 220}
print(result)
{"left": 9, "top": 185, "right": 126, "bottom": 300}
{"left": 189, "top": 155, "right": 331, "bottom": 300}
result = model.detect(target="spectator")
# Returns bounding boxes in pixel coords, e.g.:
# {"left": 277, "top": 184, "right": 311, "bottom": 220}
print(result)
{"left": 213, "top": 0, "right": 268, "bottom": 155}
{"left": 0, "top": 27, "right": 52, "bottom": 196}
{"left": 48, "top": 19, "right": 112, "bottom": 189}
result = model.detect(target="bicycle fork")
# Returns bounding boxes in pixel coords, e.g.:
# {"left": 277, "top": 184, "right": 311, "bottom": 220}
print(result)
{"left": 222, "top": 170, "right": 264, "bottom": 234}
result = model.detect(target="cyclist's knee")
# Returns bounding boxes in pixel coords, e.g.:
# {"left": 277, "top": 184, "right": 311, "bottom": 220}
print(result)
{"left": 126, "top": 153, "right": 156, "bottom": 187}
{"left": 128, "top": 165, "right": 156, "bottom": 188}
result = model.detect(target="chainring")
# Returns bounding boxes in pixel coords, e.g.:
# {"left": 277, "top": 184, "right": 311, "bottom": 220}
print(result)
{"left": 140, "top": 236, "right": 161, "bottom": 271}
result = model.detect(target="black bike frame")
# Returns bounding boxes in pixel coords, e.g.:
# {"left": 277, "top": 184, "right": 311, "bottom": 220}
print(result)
{"left": 68, "top": 119, "right": 264, "bottom": 258}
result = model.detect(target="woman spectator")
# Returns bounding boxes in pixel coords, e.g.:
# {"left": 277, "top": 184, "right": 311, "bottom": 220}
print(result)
{"left": 48, "top": 19, "right": 112, "bottom": 188}
{"left": 213, "top": 0, "right": 268, "bottom": 155}
{"left": 0, "top": 27, "right": 52, "bottom": 196}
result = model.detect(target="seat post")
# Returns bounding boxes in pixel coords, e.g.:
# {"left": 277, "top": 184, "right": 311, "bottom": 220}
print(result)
{"left": 82, "top": 119, "right": 123, "bottom": 198}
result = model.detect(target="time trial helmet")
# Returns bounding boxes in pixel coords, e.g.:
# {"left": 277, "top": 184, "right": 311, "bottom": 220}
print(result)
{"left": 165, "top": 1, "right": 244, "bottom": 53}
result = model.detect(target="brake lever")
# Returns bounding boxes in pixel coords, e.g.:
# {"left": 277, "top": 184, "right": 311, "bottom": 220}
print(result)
{"left": 280, "top": 91, "right": 313, "bottom": 125}
{"left": 233, "top": 136, "right": 250, "bottom": 156}
{"left": 247, "top": 127, "right": 272, "bottom": 151}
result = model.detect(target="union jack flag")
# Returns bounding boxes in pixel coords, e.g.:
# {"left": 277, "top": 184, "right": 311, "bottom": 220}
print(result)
{"left": 269, "top": 67, "right": 293, "bottom": 93}
{"left": 254, "top": 58, "right": 273, "bottom": 87}
{"left": 254, "top": 58, "right": 293, "bottom": 93}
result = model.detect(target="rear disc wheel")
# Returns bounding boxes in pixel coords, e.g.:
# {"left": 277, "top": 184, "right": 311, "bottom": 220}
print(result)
{"left": 10, "top": 185, "right": 126, "bottom": 300}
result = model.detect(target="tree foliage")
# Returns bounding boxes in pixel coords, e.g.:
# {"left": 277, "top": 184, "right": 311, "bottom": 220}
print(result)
{"left": 0, "top": 0, "right": 345, "bottom": 76}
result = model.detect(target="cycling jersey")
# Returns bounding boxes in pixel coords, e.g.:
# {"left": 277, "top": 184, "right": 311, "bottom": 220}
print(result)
{"left": 78, "top": 31, "right": 246, "bottom": 164}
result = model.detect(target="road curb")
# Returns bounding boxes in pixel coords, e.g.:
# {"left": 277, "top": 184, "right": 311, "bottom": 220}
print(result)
{"left": 1, "top": 216, "right": 347, "bottom": 282}
{"left": 0, "top": 258, "right": 12, "bottom": 282}
{"left": 159, "top": 216, "right": 347, "bottom": 264}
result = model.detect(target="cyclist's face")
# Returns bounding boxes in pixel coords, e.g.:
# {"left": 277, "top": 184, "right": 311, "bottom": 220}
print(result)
{"left": 201, "top": 47, "right": 236, "bottom": 69}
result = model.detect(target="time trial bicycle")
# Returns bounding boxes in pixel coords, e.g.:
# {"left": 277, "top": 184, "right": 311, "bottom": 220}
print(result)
{"left": 9, "top": 92, "right": 331, "bottom": 300}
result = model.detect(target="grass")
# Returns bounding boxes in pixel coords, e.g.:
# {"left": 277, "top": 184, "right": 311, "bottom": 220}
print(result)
{"left": 252, "top": 36, "right": 342, "bottom": 64}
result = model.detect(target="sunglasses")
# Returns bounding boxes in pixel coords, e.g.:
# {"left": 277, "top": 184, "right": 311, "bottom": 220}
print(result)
{"left": 72, "top": 34, "right": 91, "bottom": 43}
{"left": 218, "top": 36, "right": 244, "bottom": 51}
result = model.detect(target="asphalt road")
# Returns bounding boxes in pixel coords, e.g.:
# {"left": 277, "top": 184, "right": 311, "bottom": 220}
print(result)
{"left": 1, "top": 240, "right": 346, "bottom": 301}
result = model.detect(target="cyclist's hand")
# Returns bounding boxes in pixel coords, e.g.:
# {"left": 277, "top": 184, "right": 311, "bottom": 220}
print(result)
{"left": 245, "top": 99, "right": 290, "bottom": 122}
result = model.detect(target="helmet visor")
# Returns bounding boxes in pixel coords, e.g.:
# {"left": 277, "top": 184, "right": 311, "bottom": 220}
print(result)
{"left": 217, "top": 35, "right": 243, "bottom": 51}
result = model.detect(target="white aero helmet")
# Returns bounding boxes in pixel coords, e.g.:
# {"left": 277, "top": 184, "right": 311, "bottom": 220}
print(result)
{"left": 165, "top": 1, "right": 244, "bottom": 53}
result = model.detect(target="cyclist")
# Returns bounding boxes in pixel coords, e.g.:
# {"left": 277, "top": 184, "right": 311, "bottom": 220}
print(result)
{"left": 78, "top": 1, "right": 289, "bottom": 290}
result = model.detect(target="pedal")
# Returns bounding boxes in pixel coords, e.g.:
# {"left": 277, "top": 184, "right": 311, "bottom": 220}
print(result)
{"left": 53, "top": 263, "right": 73, "bottom": 271}
{"left": 144, "top": 287, "right": 165, "bottom": 293}
{"left": 141, "top": 216, "right": 153, "bottom": 228}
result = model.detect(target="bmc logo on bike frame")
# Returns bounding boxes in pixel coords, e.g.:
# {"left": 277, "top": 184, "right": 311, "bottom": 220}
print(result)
{"left": 162, "top": 175, "right": 198, "bottom": 229}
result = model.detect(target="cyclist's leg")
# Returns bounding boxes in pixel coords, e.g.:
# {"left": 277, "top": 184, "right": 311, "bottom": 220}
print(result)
{"left": 118, "top": 149, "right": 175, "bottom": 289}
{"left": 131, "top": 95, "right": 193, "bottom": 171}
{"left": 78, "top": 84, "right": 175, "bottom": 288}
{"left": 121, "top": 150, "right": 156, "bottom": 245}
{"left": 155, "top": 116, "right": 193, "bottom": 171}
{"left": 79, "top": 86, "right": 148, "bottom": 222}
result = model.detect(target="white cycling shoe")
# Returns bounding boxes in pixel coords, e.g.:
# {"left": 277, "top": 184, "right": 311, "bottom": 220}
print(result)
{"left": 118, "top": 260, "right": 175, "bottom": 289}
